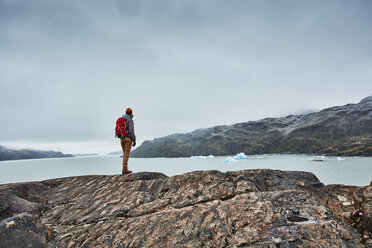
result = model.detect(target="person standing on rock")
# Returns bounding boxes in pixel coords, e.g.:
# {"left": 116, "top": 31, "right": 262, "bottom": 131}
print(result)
{"left": 120, "top": 108, "right": 136, "bottom": 174}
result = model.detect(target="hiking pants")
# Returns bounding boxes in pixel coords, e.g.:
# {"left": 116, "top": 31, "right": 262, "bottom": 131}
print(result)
{"left": 121, "top": 137, "right": 132, "bottom": 169}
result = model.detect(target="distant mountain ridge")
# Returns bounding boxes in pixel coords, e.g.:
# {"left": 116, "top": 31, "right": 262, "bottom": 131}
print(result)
{"left": 0, "top": 146, "right": 73, "bottom": 161}
{"left": 132, "top": 96, "right": 372, "bottom": 158}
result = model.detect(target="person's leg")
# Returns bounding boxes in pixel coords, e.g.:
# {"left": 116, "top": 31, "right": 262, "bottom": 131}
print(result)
{"left": 123, "top": 137, "right": 132, "bottom": 172}
{"left": 121, "top": 138, "right": 126, "bottom": 171}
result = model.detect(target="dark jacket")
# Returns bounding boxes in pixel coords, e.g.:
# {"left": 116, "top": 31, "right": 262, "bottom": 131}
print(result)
{"left": 123, "top": 114, "right": 136, "bottom": 141}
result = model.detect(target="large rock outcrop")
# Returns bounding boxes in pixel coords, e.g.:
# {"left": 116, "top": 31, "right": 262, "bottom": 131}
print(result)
{"left": 0, "top": 170, "right": 371, "bottom": 247}
{"left": 131, "top": 96, "right": 372, "bottom": 157}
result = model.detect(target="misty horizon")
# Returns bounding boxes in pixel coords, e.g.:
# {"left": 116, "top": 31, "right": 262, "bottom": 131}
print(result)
{"left": 2, "top": 95, "right": 371, "bottom": 154}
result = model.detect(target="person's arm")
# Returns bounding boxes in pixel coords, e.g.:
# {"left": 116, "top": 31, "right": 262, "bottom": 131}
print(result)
{"left": 127, "top": 119, "right": 136, "bottom": 142}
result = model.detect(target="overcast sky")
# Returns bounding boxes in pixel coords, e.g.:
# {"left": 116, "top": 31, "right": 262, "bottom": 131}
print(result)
{"left": 1, "top": 0, "right": 371, "bottom": 154}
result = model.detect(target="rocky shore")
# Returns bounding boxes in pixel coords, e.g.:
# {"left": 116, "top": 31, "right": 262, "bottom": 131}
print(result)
{"left": 0, "top": 169, "right": 371, "bottom": 247}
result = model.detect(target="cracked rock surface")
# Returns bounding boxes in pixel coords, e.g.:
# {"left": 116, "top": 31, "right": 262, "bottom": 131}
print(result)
{"left": 0, "top": 170, "right": 370, "bottom": 247}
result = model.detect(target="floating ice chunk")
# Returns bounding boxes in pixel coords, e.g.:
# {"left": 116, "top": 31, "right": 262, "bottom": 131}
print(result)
{"left": 337, "top": 157, "right": 346, "bottom": 161}
{"left": 233, "top": 152, "right": 247, "bottom": 160}
{"left": 191, "top": 156, "right": 207, "bottom": 159}
{"left": 309, "top": 155, "right": 326, "bottom": 161}
{"left": 191, "top": 155, "right": 214, "bottom": 159}
{"left": 224, "top": 152, "right": 247, "bottom": 163}
{"left": 309, "top": 155, "right": 325, "bottom": 160}
{"left": 224, "top": 156, "right": 238, "bottom": 163}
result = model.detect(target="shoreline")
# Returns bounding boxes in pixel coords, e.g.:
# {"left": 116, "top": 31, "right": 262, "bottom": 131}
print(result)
{"left": 0, "top": 154, "right": 370, "bottom": 186}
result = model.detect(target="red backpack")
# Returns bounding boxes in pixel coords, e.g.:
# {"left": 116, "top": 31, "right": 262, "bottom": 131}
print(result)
{"left": 115, "top": 117, "right": 128, "bottom": 138}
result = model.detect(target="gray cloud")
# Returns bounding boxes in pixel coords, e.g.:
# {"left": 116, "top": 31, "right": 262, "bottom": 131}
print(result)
{"left": 0, "top": 0, "right": 371, "bottom": 152}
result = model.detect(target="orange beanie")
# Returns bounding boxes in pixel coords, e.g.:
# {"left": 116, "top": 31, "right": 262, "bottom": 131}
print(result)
{"left": 126, "top": 108, "right": 133, "bottom": 115}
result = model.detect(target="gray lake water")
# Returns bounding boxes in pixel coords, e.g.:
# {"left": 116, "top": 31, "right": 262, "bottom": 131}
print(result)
{"left": 0, "top": 154, "right": 371, "bottom": 186}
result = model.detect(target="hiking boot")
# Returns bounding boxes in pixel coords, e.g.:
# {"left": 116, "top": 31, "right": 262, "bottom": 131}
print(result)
{"left": 122, "top": 169, "right": 132, "bottom": 175}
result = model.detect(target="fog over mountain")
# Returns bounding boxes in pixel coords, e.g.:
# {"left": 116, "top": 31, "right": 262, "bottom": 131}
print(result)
{"left": 0, "top": 0, "right": 371, "bottom": 154}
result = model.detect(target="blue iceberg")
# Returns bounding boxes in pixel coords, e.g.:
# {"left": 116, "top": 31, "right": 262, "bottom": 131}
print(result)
{"left": 224, "top": 156, "right": 238, "bottom": 163}
{"left": 224, "top": 152, "right": 247, "bottom": 163}
{"left": 233, "top": 152, "right": 247, "bottom": 160}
